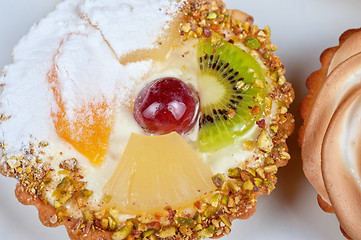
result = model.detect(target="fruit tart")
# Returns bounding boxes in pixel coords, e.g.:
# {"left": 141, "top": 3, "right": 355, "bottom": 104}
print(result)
{"left": 299, "top": 28, "right": 361, "bottom": 240}
{"left": 0, "top": 0, "right": 294, "bottom": 239}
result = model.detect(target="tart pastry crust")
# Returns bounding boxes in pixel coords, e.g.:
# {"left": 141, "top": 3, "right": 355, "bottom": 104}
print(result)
{"left": 0, "top": 0, "right": 294, "bottom": 239}
{"left": 299, "top": 28, "right": 361, "bottom": 240}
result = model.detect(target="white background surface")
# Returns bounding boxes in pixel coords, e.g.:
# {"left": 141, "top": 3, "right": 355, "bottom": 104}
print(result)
{"left": 0, "top": 0, "right": 360, "bottom": 239}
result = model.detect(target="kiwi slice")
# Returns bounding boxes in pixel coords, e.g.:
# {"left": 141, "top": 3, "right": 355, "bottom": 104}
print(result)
{"left": 197, "top": 39, "right": 267, "bottom": 152}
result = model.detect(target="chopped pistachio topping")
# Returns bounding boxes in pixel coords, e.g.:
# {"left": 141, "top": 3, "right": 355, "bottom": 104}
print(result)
{"left": 198, "top": 225, "right": 216, "bottom": 238}
{"left": 245, "top": 38, "right": 261, "bottom": 49}
{"left": 265, "top": 165, "right": 278, "bottom": 173}
{"left": 112, "top": 226, "right": 132, "bottom": 240}
{"left": 212, "top": 173, "right": 226, "bottom": 189}
{"left": 257, "top": 130, "right": 274, "bottom": 152}
{"left": 108, "top": 216, "right": 117, "bottom": 231}
{"left": 254, "top": 178, "right": 263, "bottom": 187}
{"left": 143, "top": 229, "right": 156, "bottom": 238}
{"left": 228, "top": 168, "right": 241, "bottom": 178}
{"left": 242, "top": 180, "right": 254, "bottom": 191}
{"left": 177, "top": 217, "right": 196, "bottom": 228}
{"left": 159, "top": 227, "right": 176, "bottom": 238}
{"left": 219, "top": 215, "right": 232, "bottom": 228}
{"left": 256, "top": 168, "right": 266, "bottom": 179}
{"left": 210, "top": 193, "right": 221, "bottom": 207}
{"left": 207, "top": 12, "right": 217, "bottom": 19}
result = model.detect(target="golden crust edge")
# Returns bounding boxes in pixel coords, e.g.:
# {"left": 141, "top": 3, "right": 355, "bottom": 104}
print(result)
{"left": 298, "top": 27, "right": 361, "bottom": 240}
{"left": 15, "top": 183, "right": 113, "bottom": 240}
{"left": 14, "top": 181, "right": 266, "bottom": 240}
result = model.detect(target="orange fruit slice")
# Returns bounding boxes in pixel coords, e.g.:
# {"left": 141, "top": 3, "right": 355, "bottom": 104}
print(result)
{"left": 48, "top": 51, "right": 113, "bottom": 166}
{"left": 103, "top": 132, "right": 214, "bottom": 215}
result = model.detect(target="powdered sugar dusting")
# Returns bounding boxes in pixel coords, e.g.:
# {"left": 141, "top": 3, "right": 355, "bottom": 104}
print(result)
{"left": 119, "top": 61, "right": 153, "bottom": 107}
{"left": 0, "top": 0, "right": 86, "bottom": 150}
{"left": 53, "top": 31, "right": 121, "bottom": 118}
{"left": 81, "top": 0, "right": 182, "bottom": 58}
{"left": 0, "top": 0, "right": 181, "bottom": 152}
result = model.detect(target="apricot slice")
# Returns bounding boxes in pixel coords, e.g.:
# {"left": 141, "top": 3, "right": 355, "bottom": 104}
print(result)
{"left": 103, "top": 132, "right": 214, "bottom": 215}
{"left": 48, "top": 36, "right": 114, "bottom": 166}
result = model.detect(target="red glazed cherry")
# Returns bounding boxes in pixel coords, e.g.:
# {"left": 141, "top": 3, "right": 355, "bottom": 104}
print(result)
{"left": 134, "top": 77, "right": 199, "bottom": 135}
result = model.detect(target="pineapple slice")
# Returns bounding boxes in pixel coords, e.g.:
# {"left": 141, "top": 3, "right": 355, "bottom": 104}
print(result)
{"left": 103, "top": 132, "right": 215, "bottom": 215}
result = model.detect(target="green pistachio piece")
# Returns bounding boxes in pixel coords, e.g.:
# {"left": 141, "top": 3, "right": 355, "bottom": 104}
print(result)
{"left": 142, "top": 230, "right": 156, "bottom": 238}
{"left": 264, "top": 180, "right": 275, "bottom": 190}
{"left": 177, "top": 217, "right": 196, "bottom": 228}
{"left": 270, "top": 71, "right": 279, "bottom": 80}
{"left": 246, "top": 168, "right": 256, "bottom": 177}
{"left": 112, "top": 226, "right": 132, "bottom": 240}
{"left": 193, "top": 212, "right": 202, "bottom": 224}
{"left": 108, "top": 217, "right": 117, "bottom": 231}
{"left": 265, "top": 157, "right": 275, "bottom": 165}
{"left": 159, "top": 227, "right": 176, "bottom": 238}
{"left": 59, "top": 192, "right": 72, "bottom": 205}
{"left": 207, "top": 12, "right": 217, "bottom": 19}
{"left": 254, "top": 178, "right": 263, "bottom": 187}
{"left": 242, "top": 180, "right": 254, "bottom": 191}
{"left": 203, "top": 206, "right": 217, "bottom": 218}
{"left": 198, "top": 225, "right": 216, "bottom": 238}
{"left": 125, "top": 220, "right": 134, "bottom": 228}
{"left": 256, "top": 168, "right": 265, "bottom": 179}
{"left": 245, "top": 38, "right": 261, "bottom": 49}
{"left": 264, "top": 25, "right": 271, "bottom": 36}
{"left": 227, "top": 181, "right": 240, "bottom": 192}
{"left": 210, "top": 193, "right": 220, "bottom": 207}
{"left": 56, "top": 177, "right": 67, "bottom": 189}
{"left": 228, "top": 168, "right": 240, "bottom": 178}
{"left": 220, "top": 195, "right": 229, "bottom": 205}
{"left": 101, "top": 218, "right": 109, "bottom": 230}
{"left": 83, "top": 211, "right": 94, "bottom": 221}
{"left": 212, "top": 173, "right": 225, "bottom": 188}
{"left": 193, "top": 224, "right": 203, "bottom": 231}
{"left": 264, "top": 165, "right": 278, "bottom": 173}
{"left": 262, "top": 52, "right": 271, "bottom": 60}
{"left": 220, "top": 215, "right": 232, "bottom": 228}
{"left": 179, "top": 226, "right": 192, "bottom": 236}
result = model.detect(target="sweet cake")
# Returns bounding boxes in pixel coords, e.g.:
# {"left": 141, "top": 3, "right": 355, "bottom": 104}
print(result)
{"left": 299, "top": 28, "right": 361, "bottom": 240}
{"left": 0, "top": 0, "right": 294, "bottom": 239}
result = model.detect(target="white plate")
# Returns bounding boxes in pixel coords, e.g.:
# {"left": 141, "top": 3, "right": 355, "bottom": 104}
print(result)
{"left": 0, "top": 0, "right": 360, "bottom": 239}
